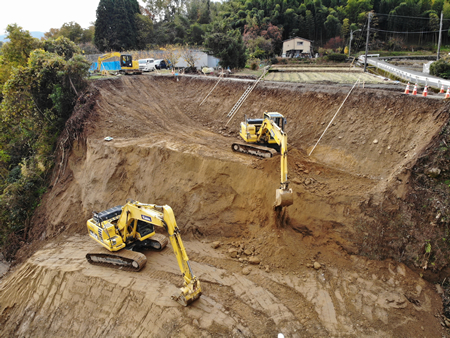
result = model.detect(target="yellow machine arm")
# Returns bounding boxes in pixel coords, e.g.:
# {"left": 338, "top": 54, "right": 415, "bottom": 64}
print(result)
{"left": 256, "top": 114, "right": 293, "bottom": 207}
{"left": 258, "top": 118, "right": 288, "bottom": 189}
{"left": 97, "top": 52, "right": 122, "bottom": 71}
{"left": 116, "top": 201, "right": 202, "bottom": 306}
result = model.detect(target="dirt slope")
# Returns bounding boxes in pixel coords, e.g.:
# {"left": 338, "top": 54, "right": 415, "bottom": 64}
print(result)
{"left": 1, "top": 75, "right": 449, "bottom": 337}
{"left": 0, "top": 235, "right": 443, "bottom": 337}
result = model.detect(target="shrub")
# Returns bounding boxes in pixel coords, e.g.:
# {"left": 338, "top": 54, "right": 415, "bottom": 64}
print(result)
{"left": 250, "top": 62, "right": 258, "bottom": 70}
{"left": 327, "top": 53, "right": 347, "bottom": 62}
{"left": 247, "top": 57, "right": 260, "bottom": 70}
{"left": 430, "top": 59, "right": 450, "bottom": 79}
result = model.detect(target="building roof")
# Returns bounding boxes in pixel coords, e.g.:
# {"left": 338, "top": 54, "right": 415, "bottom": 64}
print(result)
{"left": 282, "top": 36, "right": 313, "bottom": 43}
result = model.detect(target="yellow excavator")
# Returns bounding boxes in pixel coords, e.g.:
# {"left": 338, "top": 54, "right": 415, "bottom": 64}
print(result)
{"left": 86, "top": 200, "right": 201, "bottom": 306}
{"left": 232, "top": 112, "right": 293, "bottom": 207}
{"left": 97, "top": 52, "right": 142, "bottom": 75}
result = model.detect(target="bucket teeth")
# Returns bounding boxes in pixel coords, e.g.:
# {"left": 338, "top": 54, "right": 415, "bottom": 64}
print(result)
{"left": 171, "top": 281, "right": 202, "bottom": 306}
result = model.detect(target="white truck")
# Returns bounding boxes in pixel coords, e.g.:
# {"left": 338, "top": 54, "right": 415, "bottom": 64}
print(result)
{"left": 138, "top": 58, "right": 156, "bottom": 72}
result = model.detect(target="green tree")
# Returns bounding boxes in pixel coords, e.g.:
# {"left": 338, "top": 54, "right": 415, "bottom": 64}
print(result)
{"left": 204, "top": 27, "right": 247, "bottom": 68}
{"left": 135, "top": 13, "right": 154, "bottom": 49}
{"left": 324, "top": 14, "right": 341, "bottom": 39}
{"left": 0, "top": 24, "right": 41, "bottom": 101}
{"left": 1, "top": 24, "right": 41, "bottom": 67}
{"left": 59, "top": 22, "right": 84, "bottom": 43}
{"left": 95, "top": 0, "right": 141, "bottom": 51}
{"left": 188, "top": 23, "right": 206, "bottom": 45}
{"left": 0, "top": 38, "right": 89, "bottom": 256}
{"left": 341, "top": 18, "right": 350, "bottom": 40}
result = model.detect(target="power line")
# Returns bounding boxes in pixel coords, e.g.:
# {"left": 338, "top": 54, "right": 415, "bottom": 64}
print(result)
{"left": 374, "top": 12, "right": 450, "bottom": 21}
{"left": 371, "top": 28, "right": 442, "bottom": 34}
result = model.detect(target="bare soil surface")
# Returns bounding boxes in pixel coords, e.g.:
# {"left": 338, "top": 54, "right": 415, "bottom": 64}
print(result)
{"left": 1, "top": 75, "right": 450, "bottom": 337}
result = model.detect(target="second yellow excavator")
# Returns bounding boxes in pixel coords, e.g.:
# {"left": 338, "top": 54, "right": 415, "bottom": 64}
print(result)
{"left": 97, "top": 52, "right": 142, "bottom": 75}
{"left": 232, "top": 112, "right": 293, "bottom": 207}
{"left": 86, "top": 200, "right": 201, "bottom": 306}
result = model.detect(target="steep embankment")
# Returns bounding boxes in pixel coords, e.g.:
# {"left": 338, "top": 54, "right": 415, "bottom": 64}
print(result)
{"left": 1, "top": 75, "right": 449, "bottom": 337}
{"left": 34, "top": 76, "right": 450, "bottom": 246}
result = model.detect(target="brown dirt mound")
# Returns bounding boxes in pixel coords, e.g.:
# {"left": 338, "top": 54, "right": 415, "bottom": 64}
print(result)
{"left": 1, "top": 75, "right": 449, "bottom": 337}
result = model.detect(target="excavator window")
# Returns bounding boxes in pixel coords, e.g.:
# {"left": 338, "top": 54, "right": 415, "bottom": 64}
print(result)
{"left": 137, "top": 220, "right": 154, "bottom": 237}
{"left": 274, "top": 117, "right": 286, "bottom": 131}
{"left": 121, "top": 55, "right": 133, "bottom": 68}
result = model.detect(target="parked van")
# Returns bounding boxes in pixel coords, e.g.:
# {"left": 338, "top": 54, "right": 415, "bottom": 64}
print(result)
{"left": 138, "top": 58, "right": 155, "bottom": 72}
{"left": 154, "top": 59, "right": 168, "bottom": 70}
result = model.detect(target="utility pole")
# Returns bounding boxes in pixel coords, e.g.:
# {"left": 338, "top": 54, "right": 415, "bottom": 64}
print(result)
{"left": 364, "top": 12, "right": 372, "bottom": 72}
{"left": 437, "top": 11, "right": 443, "bottom": 60}
{"left": 348, "top": 29, "right": 361, "bottom": 57}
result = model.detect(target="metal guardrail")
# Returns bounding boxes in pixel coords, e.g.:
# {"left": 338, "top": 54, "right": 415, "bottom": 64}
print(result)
{"left": 358, "top": 56, "right": 450, "bottom": 89}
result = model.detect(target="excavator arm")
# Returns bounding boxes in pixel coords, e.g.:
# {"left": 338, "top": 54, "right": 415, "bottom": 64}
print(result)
{"left": 116, "top": 201, "right": 202, "bottom": 306}
{"left": 97, "top": 52, "right": 121, "bottom": 71}
{"left": 257, "top": 115, "right": 293, "bottom": 207}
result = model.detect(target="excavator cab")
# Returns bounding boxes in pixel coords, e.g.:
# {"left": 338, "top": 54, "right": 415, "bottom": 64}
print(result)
{"left": 264, "top": 112, "right": 287, "bottom": 131}
{"left": 120, "top": 54, "right": 133, "bottom": 68}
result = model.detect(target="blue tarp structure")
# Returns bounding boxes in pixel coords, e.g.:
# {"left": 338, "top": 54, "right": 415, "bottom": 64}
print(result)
{"left": 89, "top": 61, "right": 121, "bottom": 72}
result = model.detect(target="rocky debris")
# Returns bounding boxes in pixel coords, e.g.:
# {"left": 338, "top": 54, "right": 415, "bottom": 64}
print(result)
{"left": 248, "top": 256, "right": 261, "bottom": 265}
{"left": 211, "top": 241, "right": 221, "bottom": 249}
{"left": 373, "top": 139, "right": 379, "bottom": 144}
{"left": 229, "top": 248, "right": 238, "bottom": 258}
{"left": 443, "top": 317, "right": 450, "bottom": 328}
{"left": 384, "top": 293, "right": 407, "bottom": 309}
{"left": 292, "top": 178, "right": 303, "bottom": 184}
{"left": 242, "top": 267, "right": 251, "bottom": 275}
{"left": 313, "top": 262, "right": 322, "bottom": 270}
{"left": 425, "top": 167, "right": 441, "bottom": 178}
{"left": 244, "top": 249, "right": 252, "bottom": 256}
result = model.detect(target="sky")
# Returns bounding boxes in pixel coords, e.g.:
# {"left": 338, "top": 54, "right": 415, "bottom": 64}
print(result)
{"left": 0, "top": 0, "right": 146, "bottom": 34}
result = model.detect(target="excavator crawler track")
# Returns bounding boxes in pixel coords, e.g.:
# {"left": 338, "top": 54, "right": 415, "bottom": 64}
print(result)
{"left": 86, "top": 248, "right": 147, "bottom": 272}
{"left": 147, "top": 233, "right": 169, "bottom": 250}
{"left": 231, "top": 142, "right": 278, "bottom": 158}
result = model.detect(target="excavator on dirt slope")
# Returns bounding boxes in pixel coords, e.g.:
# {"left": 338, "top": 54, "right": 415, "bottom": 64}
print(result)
{"left": 97, "top": 52, "right": 142, "bottom": 75}
{"left": 232, "top": 112, "right": 293, "bottom": 207}
{"left": 86, "top": 200, "right": 202, "bottom": 306}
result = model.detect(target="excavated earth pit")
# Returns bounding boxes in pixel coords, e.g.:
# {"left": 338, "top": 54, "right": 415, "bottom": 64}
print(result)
{"left": 1, "top": 75, "right": 450, "bottom": 337}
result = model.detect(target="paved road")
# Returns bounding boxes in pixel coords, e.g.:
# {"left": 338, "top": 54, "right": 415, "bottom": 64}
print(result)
{"left": 361, "top": 56, "right": 450, "bottom": 89}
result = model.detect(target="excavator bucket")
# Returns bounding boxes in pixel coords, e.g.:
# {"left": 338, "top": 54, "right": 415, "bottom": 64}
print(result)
{"left": 171, "top": 280, "right": 202, "bottom": 307}
{"left": 275, "top": 188, "right": 293, "bottom": 207}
